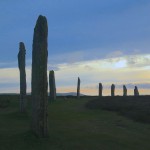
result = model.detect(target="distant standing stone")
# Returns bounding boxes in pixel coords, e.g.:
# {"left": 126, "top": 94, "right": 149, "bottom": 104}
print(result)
{"left": 111, "top": 84, "right": 115, "bottom": 96}
{"left": 123, "top": 85, "right": 127, "bottom": 96}
{"left": 49, "top": 70, "right": 56, "bottom": 101}
{"left": 77, "top": 77, "right": 80, "bottom": 98}
{"left": 31, "top": 15, "right": 48, "bottom": 137}
{"left": 99, "top": 83, "right": 103, "bottom": 97}
{"left": 18, "top": 42, "right": 26, "bottom": 113}
{"left": 134, "top": 86, "right": 139, "bottom": 96}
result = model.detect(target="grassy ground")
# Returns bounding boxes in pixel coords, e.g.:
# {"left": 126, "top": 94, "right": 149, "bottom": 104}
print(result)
{"left": 86, "top": 96, "right": 150, "bottom": 123}
{"left": 0, "top": 96, "right": 150, "bottom": 150}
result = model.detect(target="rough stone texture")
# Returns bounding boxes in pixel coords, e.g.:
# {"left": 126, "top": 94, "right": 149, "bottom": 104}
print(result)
{"left": 18, "top": 42, "right": 26, "bottom": 113}
{"left": 49, "top": 70, "right": 56, "bottom": 101}
{"left": 134, "top": 86, "right": 139, "bottom": 96}
{"left": 111, "top": 84, "right": 115, "bottom": 96}
{"left": 99, "top": 83, "right": 103, "bottom": 97}
{"left": 31, "top": 15, "right": 48, "bottom": 137}
{"left": 77, "top": 77, "right": 80, "bottom": 98}
{"left": 123, "top": 85, "right": 127, "bottom": 96}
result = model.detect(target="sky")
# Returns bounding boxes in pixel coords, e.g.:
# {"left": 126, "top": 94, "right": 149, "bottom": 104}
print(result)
{"left": 0, "top": 0, "right": 150, "bottom": 95}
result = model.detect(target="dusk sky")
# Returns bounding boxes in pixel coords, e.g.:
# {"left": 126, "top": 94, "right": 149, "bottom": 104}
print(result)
{"left": 0, "top": 0, "right": 150, "bottom": 95}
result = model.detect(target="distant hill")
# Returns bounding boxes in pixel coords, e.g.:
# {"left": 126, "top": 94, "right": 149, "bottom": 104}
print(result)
{"left": 56, "top": 92, "right": 86, "bottom": 96}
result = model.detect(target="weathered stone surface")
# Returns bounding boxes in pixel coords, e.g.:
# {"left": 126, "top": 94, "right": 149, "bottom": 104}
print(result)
{"left": 123, "top": 85, "right": 127, "bottom": 96}
{"left": 49, "top": 70, "right": 56, "bottom": 101}
{"left": 111, "top": 84, "right": 115, "bottom": 96}
{"left": 31, "top": 15, "right": 48, "bottom": 137}
{"left": 134, "top": 86, "right": 139, "bottom": 96}
{"left": 77, "top": 77, "right": 80, "bottom": 98}
{"left": 18, "top": 42, "right": 26, "bottom": 112}
{"left": 99, "top": 83, "right": 103, "bottom": 97}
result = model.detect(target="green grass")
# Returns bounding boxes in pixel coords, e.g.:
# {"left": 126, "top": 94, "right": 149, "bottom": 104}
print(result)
{"left": 1, "top": 96, "right": 150, "bottom": 150}
{"left": 86, "top": 96, "right": 150, "bottom": 123}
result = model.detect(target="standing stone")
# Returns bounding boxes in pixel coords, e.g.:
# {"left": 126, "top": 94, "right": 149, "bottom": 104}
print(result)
{"left": 31, "top": 15, "right": 48, "bottom": 137}
{"left": 49, "top": 70, "right": 56, "bottom": 101}
{"left": 77, "top": 77, "right": 80, "bottom": 98}
{"left": 123, "top": 85, "right": 127, "bottom": 96}
{"left": 18, "top": 42, "right": 26, "bottom": 112}
{"left": 99, "top": 83, "right": 103, "bottom": 97}
{"left": 111, "top": 84, "right": 115, "bottom": 96}
{"left": 134, "top": 86, "right": 139, "bottom": 96}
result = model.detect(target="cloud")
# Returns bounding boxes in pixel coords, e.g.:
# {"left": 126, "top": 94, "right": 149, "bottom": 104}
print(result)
{"left": 48, "top": 49, "right": 98, "bottom": 65}
{"left": 0, "top": 68, "right": 19, "bottom": 83}
{"left": 0, "top": 53, "right": 150, "bottom": 95}
{"left": 105, "top": 83, "right": 150, "bottom": 89}
{"left": 53, "top": 53, "right": 150, "bottom": 95}
{"left": 0, "top": 67, "right": 31, "bottom": 93}
{"left": 47, "top": 47, "right": 150, "bottom": 70}
{"left": 106, "top": 50, "right": 124, "bottom": 58}
{"left": 126, "top": 54, "right": 150, "bottom": 68}
{"left": 0, "top": 59, "right": 32, "bottom": 69}
{"left": 48, "top": 64, "right": 60, "bottom": 71}
{"left": 0, "top": 61, "right": 17, "bottom": 69}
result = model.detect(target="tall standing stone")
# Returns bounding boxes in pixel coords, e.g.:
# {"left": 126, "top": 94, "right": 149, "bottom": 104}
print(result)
{"left": 123, "top": 85, "right": 127, "bottom": 96}
{"left": 111, "top": 84, "right": 115, "bottom": 96}
{"left": 49, "top": 70, "right": 56, "bottom": 101}
{"left": 31, "top": 15, "right": 48, "bottom": 137}
{"left": 18, "top": 42, "right": 26, "bottom": 112}
{"left": 77, "top": 77, "right": 80, "bottom": 98}
{"left": 99, "top": 83, "right": 103, "bottom": 97}
{"left": 134, "top": 86, "right": 139, "bottom": 96}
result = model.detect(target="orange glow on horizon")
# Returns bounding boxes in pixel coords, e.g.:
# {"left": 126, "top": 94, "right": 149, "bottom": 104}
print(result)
{"left": 56, "top": 87, "right": 149, "bottom": 96}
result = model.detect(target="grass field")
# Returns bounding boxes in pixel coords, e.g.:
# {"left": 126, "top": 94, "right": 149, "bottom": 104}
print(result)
{"left": 86, "top": 96, "right": 150, "bottom": 123}
{"left": 0, "top": 95, "right": 150, "bottom": 150}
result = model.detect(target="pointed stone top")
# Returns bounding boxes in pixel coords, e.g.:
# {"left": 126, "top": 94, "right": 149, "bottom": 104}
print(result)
{"left": 19, "top": 42, "right": 25, "bottom": 50}
{"left": 99, "top": 83, "right": 102, "bottom": 87}
{"left": 19, "top": 42, "right": 26, "bottom": 55}
{"left": 36, "top": 15, "right": 47, "bottom": 25}
{"left": 112, "top": 84, "right": 115, "bottom": 87}
{"left": 49, "top": 70, "right": 54, "bottom": 75}
{"left": 37, "top": 15, "right": 47, "bottom": 24}
{"left": 34, "top": 15, "right": 48, "bottom": 40}
{"left": 38, "top": 15, "right": 47, "bottom": 19}
{"left": 135, "top": 86, "right": 139, "bottom": 91}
